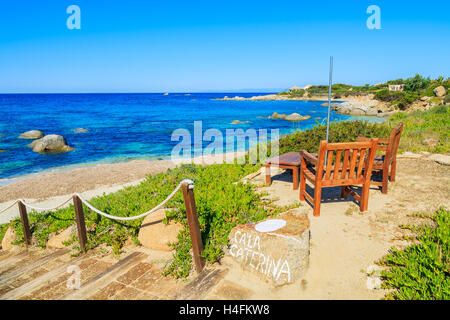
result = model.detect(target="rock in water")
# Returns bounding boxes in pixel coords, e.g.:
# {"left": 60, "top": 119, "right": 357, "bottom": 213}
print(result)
{"left": 1, "top": 226, "right": 17, "bottom": 251}
{"left": 270, "top": 112, "right": 310, "bottom": 121}
{"left": 74, "top": 128, "right": 89, "bottom": 133}
{"left": 284, "top": 113, "right": 311, "bottom": 121}
{"left": 19, "top": 130, "right": 44, "bottom": 140}
{"left": 433, "top": 86, "right": 446, "bottom": 97}
{"left": 138, "top": 209, "right": 182, "bottom": 251}
{"left": 31, "top": 135, "right": 73, "bottom": 153}
{"left": 226, "top": 209, "right": 310, "bottom": 286}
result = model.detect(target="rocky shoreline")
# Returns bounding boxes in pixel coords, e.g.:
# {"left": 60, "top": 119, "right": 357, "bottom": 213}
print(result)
{"left": 214, "top": 93, "right": 395, "bottom": 117}
{"left": 214, "top": 89, "right": 447, "bottom": 117}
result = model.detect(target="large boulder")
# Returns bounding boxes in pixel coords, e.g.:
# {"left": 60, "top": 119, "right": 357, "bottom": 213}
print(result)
{"left": 334, "top": 101, "right": 382, "bottom": 116}
{"left": 434, "top": 86, "right": 446, "bottom": 97}
{"left": 1, "top": 226, "right": 17, "bottom": 251}
{"left": 226, "top": 209, "right": 310, "bottom": 286}
{"left": 30, "top": 135, "right": 73, "bottom": 153}
{"left": 138, "top": 209, "right": 183, "bottom": 251}
{"left": 19, "top": 130, "right": 44, "bottom": 140}
{"left": 47, "top": 225, "right": 76, "bottom": 249}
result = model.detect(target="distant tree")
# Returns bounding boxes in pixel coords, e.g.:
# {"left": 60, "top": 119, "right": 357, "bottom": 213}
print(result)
{"left": 404, "top": 74, "right": 431, "bottom": 92}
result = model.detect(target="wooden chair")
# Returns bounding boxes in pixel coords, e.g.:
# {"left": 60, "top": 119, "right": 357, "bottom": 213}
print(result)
{"left": 356, "top": 123, "right": 403, "bottom": 194}
{"left": 300, "top": 139, "right": 379, "bottom": 217}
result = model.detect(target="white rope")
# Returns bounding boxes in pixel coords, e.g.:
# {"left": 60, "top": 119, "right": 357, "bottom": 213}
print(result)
{"left": 0, "top": 179, "right": 194, "bottom": 221}
{"left": 75, "top": 179, "right": 193, "bottom": 221}
{"left": 18, "top": 197, "right": 73, "bottom": 211}
{"left": 0, "top": 200, "right": 20, "bottom": 214}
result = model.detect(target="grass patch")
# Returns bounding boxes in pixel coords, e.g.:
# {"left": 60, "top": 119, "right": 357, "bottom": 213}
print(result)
{"left": 387, "top": 104, "right": 450, "bottom": 153}
{"left": 379, "top": 207, "right": 449, "bottom": 300}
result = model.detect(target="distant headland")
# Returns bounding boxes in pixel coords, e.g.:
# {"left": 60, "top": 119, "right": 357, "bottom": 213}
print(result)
{"left": 215, "top": 74, "right": 449, "bottom": 117}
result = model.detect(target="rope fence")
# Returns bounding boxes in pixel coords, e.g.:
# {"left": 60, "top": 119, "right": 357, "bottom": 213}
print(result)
{"left": 0, "top": 178, "right": 205, "bottom": 273}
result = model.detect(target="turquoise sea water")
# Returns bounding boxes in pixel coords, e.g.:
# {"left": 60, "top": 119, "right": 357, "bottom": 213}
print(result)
{"left": 0, "top": 93, "right": 383, "bottom": 182}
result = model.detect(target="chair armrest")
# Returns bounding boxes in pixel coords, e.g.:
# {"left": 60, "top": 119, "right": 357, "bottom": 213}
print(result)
{"left": 357, "top": 136, "right": 390, "bottom": 144}
{"left": 300, "top": 150, "right": 318, "bottom": 165}
{"left": 378, "top": 138, "right": 390, "bottom": 144}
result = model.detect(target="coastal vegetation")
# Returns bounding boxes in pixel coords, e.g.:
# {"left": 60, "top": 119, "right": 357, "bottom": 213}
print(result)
{"left": 0, "top": 105, "right": 448, "bottom": 283}
{"left": 387, "top": 104, "right": 450, "bottom": 153}
{"left": 379, "top": 206, "right": 449, "bottom": 300}
{"left": 280, "top": 74, "right": 449, "bottom": 111}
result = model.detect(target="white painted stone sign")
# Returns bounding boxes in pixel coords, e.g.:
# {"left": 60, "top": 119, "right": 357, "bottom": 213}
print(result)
{"left": 226, "top": 209, "right": 310, "bottom": 286}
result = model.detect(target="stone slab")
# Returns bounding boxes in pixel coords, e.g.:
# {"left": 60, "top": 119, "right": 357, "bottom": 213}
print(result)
{"left": 226, "top": 209, "right": 310, "bottom": 286}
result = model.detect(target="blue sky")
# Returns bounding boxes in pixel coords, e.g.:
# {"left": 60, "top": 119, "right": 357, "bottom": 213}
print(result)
{"left": 0, "top": 0, "right": 449, "bottom": 93}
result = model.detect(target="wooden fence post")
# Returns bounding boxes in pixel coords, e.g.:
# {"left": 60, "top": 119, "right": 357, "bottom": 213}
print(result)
{"left": 182, "top": 182, "right": 205, "bottom": 274}
{"left": 73, "top": 195, "right": 88, "bottom": 252}
{"left": 18, "top": 201, "right": 32, "bottom": 246}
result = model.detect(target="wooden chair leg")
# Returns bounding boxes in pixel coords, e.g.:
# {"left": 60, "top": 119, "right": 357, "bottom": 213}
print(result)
{"left": 300, "top": 160, "right": 306, "bottom": 201}
{"left": 293, "top": 166, "right": 299, "bottom": 190}
{"left": 360, "top": 182, "right": 370, "bottom": 212}
{"left": 341, "top": 186, "right": 348, "bottom": 199}
{"left": 390, "top": 160, "right": 397, "bottom": 182}
{"left": 265, "top": 164, "right": 271, "bottom": 186}
{"left": 313, "top": 185, "right": 322, "bottom": 217}
{"left": 381, "top": 169, "right": 389, "bottom": 194}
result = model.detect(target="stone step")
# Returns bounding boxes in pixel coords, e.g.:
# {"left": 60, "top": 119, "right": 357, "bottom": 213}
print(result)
{"left": 0, "top": 250, "right": 14, "bottom": 262}
{"left": 0, "top": 251, "right": 41, "bottom": 278}
{"left": 0, "top": 249, "right": 69, "bottom": 287}
{"left": 18, "top": 254, "right": 115, "bottom": 300}
{"left": 172, "top": 268, "right": 228, "bottom": 300}
{"left": 85, "top": 253, "right": 184, "bottom": 300}
{"left": 1, "top": 252, "right": 87, "bottom": 300}
{"left": 1, "top": 248, "right": 200, "bottom": 300}
{"left": 62, "top": 251, "right": 146, "bottom": 300}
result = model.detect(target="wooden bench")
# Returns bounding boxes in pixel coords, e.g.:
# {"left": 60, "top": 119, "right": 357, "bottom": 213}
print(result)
{"left": 300, "top": 139, "right": 379, "bottom": 216}
{"left": 265, "top": 152, "right": 302, "bottom": 190}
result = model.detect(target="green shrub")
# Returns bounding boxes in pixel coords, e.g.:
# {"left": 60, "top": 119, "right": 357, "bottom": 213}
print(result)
{"left": 290, "top": 89, "right": 305, "bottom": 96}
{"left": 397, "top": 93, "right": 420, "bottom": 110}
{"left": 404, "top": 74, "right": 431, "bottom": 92}
{"left": 379, "top": 207, "right": 449, "bottom": 300}
{"left": 445, "top": 94, "right": 450, "bottom": 105}
{"left": 375, "top": 89, "right": 405, "bottom": 102}
{"left": 278, "top": 120, "right": 390, "bottom": 154}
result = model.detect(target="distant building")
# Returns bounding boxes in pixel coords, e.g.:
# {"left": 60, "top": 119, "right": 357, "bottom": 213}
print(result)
{"left": 389, "top": 84, "right": 404, "bottom": 91}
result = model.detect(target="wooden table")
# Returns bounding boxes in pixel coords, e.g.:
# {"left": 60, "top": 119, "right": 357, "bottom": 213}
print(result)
{"left": 265, "top": 152, "right": 302, "bottom": 190}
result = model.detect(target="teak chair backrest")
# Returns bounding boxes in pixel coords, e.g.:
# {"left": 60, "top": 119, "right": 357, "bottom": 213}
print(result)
{"left": 315, "top": 139, "right": 379, "bottom": 187}
{"left": 384, "top": 123, "right": 403, "bottom": 167}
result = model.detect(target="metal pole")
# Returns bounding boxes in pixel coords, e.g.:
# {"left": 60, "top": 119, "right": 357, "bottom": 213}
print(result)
{"left": 326, "top": 56, "right": 333, "bottom": 143}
